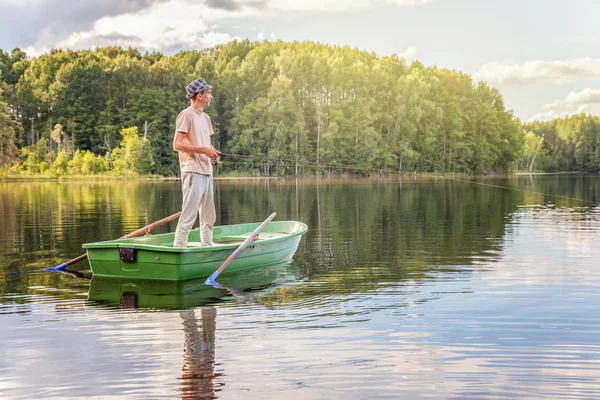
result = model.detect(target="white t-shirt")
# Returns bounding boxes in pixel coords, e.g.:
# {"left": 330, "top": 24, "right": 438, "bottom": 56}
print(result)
{"left": 175, "top": 107, "right": 214, "bottom": 175}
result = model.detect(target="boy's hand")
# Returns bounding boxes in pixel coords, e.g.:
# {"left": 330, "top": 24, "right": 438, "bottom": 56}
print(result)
{"left": 203, "top": 147, "right": 221, "bottom": 159}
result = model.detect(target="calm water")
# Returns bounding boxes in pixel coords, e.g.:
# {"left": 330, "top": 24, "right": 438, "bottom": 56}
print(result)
{"left": 1, "top": 175, "right": 599, "bottom": 399}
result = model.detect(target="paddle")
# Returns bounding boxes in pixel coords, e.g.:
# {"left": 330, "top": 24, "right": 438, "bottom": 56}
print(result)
{"left": 205, "top": 212, "right": 276, "bottom": 287}
{"left": 45, "top": 211, "right": 182, "bottom": 272}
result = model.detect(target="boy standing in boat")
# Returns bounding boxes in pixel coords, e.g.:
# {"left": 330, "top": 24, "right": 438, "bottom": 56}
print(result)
{"left": 172, "top": 78, "right": 221, "bottom": 248}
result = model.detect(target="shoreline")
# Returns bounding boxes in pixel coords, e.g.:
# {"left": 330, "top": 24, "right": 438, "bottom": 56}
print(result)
{"left": 1, "top": 171, "right": 597, "bottom": 183}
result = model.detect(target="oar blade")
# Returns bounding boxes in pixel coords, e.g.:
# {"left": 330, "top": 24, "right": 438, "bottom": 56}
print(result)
{"left": 45, "top": 262, "right": 69, "bottom": 272}
{"left": 205, "top": 271, "right": 220, "bottom": 287}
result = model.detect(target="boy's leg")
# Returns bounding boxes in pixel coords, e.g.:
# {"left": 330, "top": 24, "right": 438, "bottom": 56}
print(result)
{"left": 199, "top": 175, "right": 216, "bottom": 246}
{"left": 173, "top": 173, "right": 202, "bottom": 247}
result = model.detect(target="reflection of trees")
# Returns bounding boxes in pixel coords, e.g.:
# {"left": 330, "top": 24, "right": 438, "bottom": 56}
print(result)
{"left": 510, "top": 174, "right": 600, "bottom": 205}
{"left": 216, "top": 177, "right": 537, "bottom": 303}
{"left": 179, "top": 307, "right": 221, "bottom": 400}
{"left": 0, "top": 181, "right": 167, "bottom": 260}
{"left": 2, "top": 177, "right": 598, "bottom": 303}
{"left": 0, "top": 180, "right": 180, "bottom": 301}
{"left": 3, "top": 181, "right": 177, "bottom": 246}
{"left": 218, "top": 177, "right": 522, "bottom": 269}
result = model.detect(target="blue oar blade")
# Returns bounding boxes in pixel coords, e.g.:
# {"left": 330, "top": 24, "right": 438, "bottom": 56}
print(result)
{"left": 45, "top": 262, "right": 69, "bottom": 272}
{"left": 205, "top": 271, "right": 220, "bottom": 287}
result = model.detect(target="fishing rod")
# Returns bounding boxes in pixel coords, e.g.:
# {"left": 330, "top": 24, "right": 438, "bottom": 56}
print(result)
{"left": 441, "top": 176, "right": 596, "bottom": 204}
{"left": 216, "top": 152, "right": 597, "bottom": 205}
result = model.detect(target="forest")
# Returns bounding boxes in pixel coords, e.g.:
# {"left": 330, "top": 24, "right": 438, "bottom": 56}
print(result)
{"left": 1, "top": 40, "right": 599, "bottom": 176}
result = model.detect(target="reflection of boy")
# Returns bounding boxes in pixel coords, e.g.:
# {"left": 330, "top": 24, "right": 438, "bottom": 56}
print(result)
{"left": 180, "top": 308, "right": 219, "bottom": 399}
{"left": 172, "top": 79, "right": 221, "bottom": 248}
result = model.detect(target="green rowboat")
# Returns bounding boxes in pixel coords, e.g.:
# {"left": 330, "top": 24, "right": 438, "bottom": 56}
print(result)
{"left": 83, "top": 220, "right": 307, "bottom": 280}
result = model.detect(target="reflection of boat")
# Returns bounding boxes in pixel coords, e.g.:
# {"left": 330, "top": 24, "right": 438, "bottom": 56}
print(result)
{"left": 83, "top": 221, "right": 307, "bottom": 280}
{"left": 87, "top": 261, "right": 302, "bottom": 309}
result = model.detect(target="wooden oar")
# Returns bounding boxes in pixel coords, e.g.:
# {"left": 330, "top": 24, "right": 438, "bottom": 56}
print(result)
{"left": 46, "top": 211, "right": 182, "bottom": 272}
{"left": 205, "top": 212, "right": 276, "bottom": 287}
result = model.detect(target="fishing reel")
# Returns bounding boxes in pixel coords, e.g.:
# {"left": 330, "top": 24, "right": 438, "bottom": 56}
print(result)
{"left": 211, "top": 152, "right": 225, "bottom": 166}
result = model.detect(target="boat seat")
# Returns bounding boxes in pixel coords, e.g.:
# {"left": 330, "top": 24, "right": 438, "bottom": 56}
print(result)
{"left": 187, "top": 242, "right": 207, "bottom": 247}
{"left": 187, "top": 241, "right": 244, "bottom": 247}
{"left": 186, "top": 232, "right": 288, "bottom": 248}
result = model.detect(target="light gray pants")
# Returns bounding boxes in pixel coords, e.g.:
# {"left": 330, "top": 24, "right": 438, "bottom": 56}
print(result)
{"left": 173, "top": 172, "right": 216, "bottom": 247}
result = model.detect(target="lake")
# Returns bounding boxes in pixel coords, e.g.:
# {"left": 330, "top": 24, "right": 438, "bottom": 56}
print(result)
{"left": 1, "top": 175, "right": 599, "bottom": 399}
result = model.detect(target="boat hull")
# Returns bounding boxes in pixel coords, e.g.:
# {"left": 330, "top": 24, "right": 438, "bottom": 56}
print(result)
{"left": 87, "top": 260, "right": 302, "bottom": 309}
{"left": 83, "top": 221, "right": 307, "bottom": 280}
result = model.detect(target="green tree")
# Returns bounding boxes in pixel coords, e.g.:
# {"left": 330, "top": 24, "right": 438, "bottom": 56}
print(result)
{"left": 50, "top": 54, "right": 107, "bottom": 151}
{"left": 51, "top": 150, "right": 69, "bottom": 175}
{"left": 521, "top": 131, "right": 545, "bottom": 171}
{"left": 0, "top": 86, "right": 19, "bottom": 166}
{"left": 112, "top": 126, "right": 154, "bottom": 175}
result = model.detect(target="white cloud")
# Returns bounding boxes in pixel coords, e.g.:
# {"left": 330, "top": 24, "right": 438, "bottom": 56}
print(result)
{"left": 527, "top": 88, "right": 600, "bottom": 122}
{"left": 29, "top": 0, "right": 253, "bottom": 54}
{"left": 23, "top": 45, "right": 51, "bottom": 58}
{"left": 400, "top": 46, "right": 419, "bottom": 62}
{"left": 2, "top": 0, "right": 44, "bottom": 5}
{"left": 23, "top": 0, "right": 433, "bottom": 55}
{"left": 268, "top": 0, "right": 432, "bottom": 11}
{"left": 475, "top": 58, "right": 600, "bottom": 87}
{"left": 390, "top": 0, "right": 432, "bottom": 4}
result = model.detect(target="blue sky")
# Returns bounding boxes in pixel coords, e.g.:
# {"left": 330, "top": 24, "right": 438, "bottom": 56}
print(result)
{"left": 1, "top": 0, "right": 599, "bottom": 122}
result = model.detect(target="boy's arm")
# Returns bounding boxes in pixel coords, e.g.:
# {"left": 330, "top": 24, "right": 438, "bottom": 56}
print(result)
{"left": 173, "top": 131, "right": 219, "bottom": 158}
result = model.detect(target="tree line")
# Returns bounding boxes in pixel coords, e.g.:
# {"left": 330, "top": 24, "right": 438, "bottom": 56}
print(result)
{"left": 1, "top": 41, "right": 599, "bottom": 176}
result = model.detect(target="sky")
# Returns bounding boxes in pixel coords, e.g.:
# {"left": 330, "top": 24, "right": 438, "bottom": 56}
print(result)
{"left": 1, "top": 0, "right": 599, "bottom": 122}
